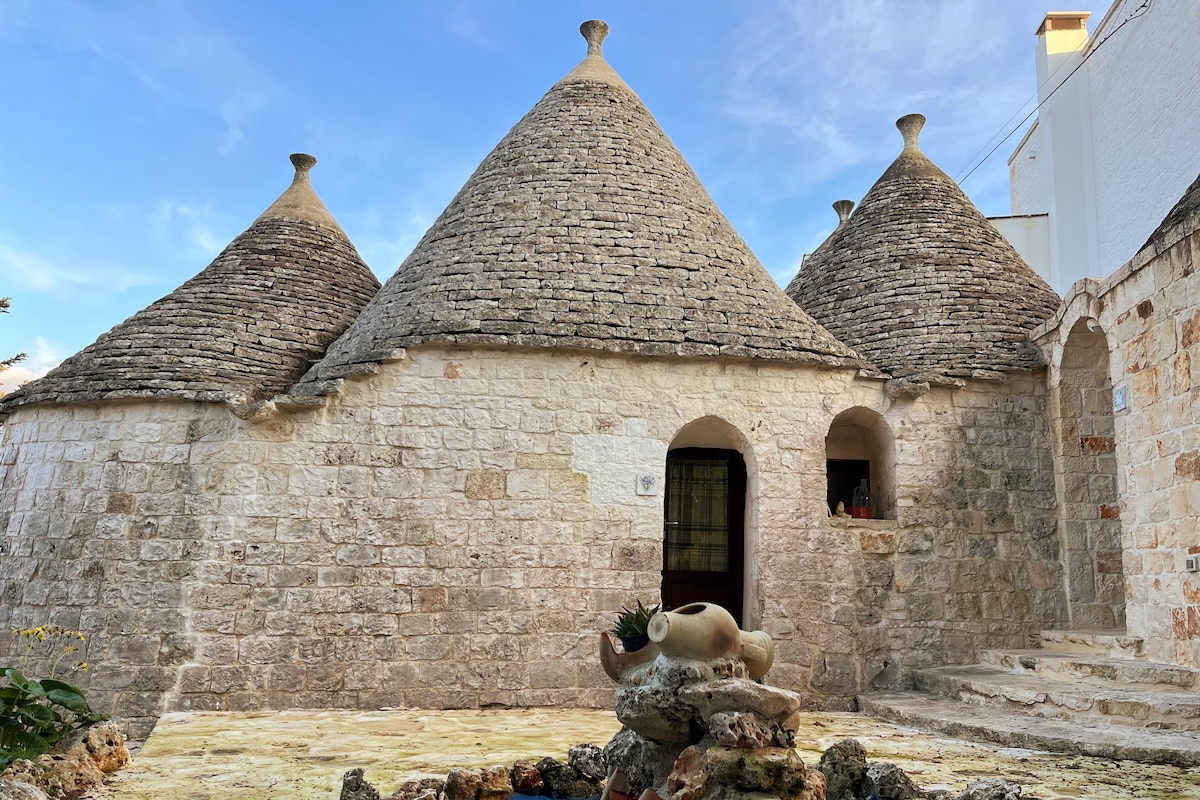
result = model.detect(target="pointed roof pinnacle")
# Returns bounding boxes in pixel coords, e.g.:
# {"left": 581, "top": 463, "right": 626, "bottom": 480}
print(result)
{"left": 876, "top": 113, "right": 943, "bottom": 182}
{"left": 256, "top": 153, "right": 347, "bottom": 237}
{"left": 558, "top": 19, "right": 630, "bottom": 90}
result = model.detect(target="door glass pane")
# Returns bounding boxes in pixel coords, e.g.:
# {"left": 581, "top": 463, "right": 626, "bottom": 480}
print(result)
{"left": 665, "top": 458, "right": 729, "bottom": 572}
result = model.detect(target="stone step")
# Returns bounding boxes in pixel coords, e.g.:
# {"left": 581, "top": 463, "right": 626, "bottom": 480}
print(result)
{"left": 980, "top": 648, "right": 1200, "bottom": 689}
{"left": 913, "top": 664, "right": 1200, "bottom": 730}
{"left": 1040, "top": 629, "right": 1144, "bottom": 658}
{"left": 859, "top": 691, "right": 1200, "bottom": 767}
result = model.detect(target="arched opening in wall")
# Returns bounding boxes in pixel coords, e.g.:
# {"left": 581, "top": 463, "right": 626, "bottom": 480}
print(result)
{"left": 1054, "top": 319, "right": 1125, "bottom": 630}
{"left": 825, "top": 407, "right": 896, "bottom": 520}
{"left": 664, "top": 417, "right": 749, "bottom": 626}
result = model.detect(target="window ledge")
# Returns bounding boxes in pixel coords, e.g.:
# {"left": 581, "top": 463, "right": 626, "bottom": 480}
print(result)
{"left": 827, "top": 516, "right": 899, "bottom": 528}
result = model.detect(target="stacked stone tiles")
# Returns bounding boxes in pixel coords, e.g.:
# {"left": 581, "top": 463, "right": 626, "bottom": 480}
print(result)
{"left": 786, "top": 115, "right": 1060, "bottom": 379}
{"left": 298, "top": 21, "right": 861, "bottom": 391}
{"left": 0, "top": 155, "right": 380, "bottom": 413}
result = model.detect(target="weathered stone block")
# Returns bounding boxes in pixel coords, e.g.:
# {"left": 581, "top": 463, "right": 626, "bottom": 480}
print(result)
{"left": 465, "top": 471, "right": 507, "bottom": 500}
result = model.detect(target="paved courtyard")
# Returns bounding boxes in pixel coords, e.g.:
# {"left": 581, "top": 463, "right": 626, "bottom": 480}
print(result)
{"left": 92, "top": 709, "right": 1199, "bottom": 799}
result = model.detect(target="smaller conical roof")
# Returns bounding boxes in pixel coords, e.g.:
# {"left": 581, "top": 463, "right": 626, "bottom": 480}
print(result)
{"left": 0, "top": 155, "right": 380, "bottom": 414}
{"left": 1140, "top": 169, "right": 1200, "bottom": 253}
{"left": 800, "top": 200, "right": 855, "bottom": 267}
{"left": 297, "top": 20, "right": 861, "bottom": 390}
{"left": 786, "top": 114, "right": 1060, "bottom": 379}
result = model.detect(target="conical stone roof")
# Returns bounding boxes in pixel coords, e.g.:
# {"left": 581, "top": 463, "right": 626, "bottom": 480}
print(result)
{"left": 785, "top": 115, "right": 1060, "bottom": 379}
{"left": 0, "top": 155, "right": 380, "bottom": 414}
{"left": 298, "top": 21, "right": 860, "bottom": 390}
{"left": 1141, "top": 169, "right": 1200, "bottom": 253}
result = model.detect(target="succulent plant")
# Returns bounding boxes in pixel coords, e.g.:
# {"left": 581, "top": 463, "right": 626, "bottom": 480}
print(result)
{"left": 611, "top": 600, "right": 661, "bottom": 638}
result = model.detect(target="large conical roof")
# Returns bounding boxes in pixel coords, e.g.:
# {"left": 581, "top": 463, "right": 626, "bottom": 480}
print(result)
{"left": 0, "top": 155, "right": 380, "bottom": 414}
{"left": 298, "top": 21, "right": 860, "bottom": 390}
{"left": 785, "top": 115, "right": 1060, "bottom": 379}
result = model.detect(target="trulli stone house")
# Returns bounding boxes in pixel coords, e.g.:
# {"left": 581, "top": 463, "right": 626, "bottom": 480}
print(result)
{"left": 2, "top": 20, "right": 1198, "bottom": 750}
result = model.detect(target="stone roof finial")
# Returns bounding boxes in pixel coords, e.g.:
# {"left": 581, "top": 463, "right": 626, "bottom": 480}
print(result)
{"left": 290, "top": 153, "right": 317, "bottom": 174}
{"left": 897, "top": 114, "right": 925, "bottom": 151}
{"left": 581, "top": 20, "right": 609, "bottom": 56}
{"left": 833, "top": 200, "right": 855, "bottom": 228}
{"left": 557, "top": 19, "right": 629, "bottom": 91}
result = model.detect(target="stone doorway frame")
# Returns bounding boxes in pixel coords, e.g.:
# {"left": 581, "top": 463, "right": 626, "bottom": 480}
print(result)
{"left": 1050, "top": 318, "right": 1126, "bottom": 630}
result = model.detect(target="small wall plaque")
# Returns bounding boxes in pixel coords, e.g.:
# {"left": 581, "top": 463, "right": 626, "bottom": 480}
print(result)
{"left": 1113, "top": 384, "right": 1128, "bottom": 413}
{"left": 636, "top": 475, "right": 657, "bottom": 496}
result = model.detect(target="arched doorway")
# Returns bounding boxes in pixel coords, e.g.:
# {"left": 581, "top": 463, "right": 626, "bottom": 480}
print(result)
{"left": 1053, "top": 319, "right": 1126, "bottom": 629}
{"left": 662, "top": 418, "right": 749, "bottom": 626}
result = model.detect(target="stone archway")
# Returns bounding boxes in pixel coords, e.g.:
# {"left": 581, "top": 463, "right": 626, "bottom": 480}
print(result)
{"left": 1052, "top": 319, "right": 1126, "bottom": 630}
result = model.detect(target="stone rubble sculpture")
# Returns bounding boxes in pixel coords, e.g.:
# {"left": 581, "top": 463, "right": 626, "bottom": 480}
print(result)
{"left": 329, "top": 602, "right": 1035, "bottom": 800}
{"left": 0, "top": 721, "right": 129, "bottom": 800}
{"left": 600, "top": 602, "right": 815, "bottom": 800}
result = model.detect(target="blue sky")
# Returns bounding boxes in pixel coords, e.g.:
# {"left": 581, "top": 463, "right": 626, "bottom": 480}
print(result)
{"left": 0, "top": 0, "right": 1105, "bottom": 390}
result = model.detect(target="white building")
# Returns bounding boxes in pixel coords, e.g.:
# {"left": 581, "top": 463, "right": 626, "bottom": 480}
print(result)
{"left": 995, "top": 1, "right": 1200, "bottom": 293}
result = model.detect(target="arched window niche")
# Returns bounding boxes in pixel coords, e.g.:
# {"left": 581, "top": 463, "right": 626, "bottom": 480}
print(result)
{"left": 825, "top": 407, "right": 896, "bottom": 520}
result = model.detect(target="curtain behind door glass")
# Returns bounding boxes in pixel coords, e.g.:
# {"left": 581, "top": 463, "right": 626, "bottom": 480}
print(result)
{"left": 665, "top": 458, "right": 730, "bottom": 572}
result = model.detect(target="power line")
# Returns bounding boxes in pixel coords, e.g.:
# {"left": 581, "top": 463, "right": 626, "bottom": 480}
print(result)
{"left": 955, "top": 0, "right": 1152, "bottom": 186}
{"left": 953, "top": 20, "right": 1089, "bottom": 180}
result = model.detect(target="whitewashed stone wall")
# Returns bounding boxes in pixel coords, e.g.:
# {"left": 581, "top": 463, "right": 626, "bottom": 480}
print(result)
{"left": 1008, "top": 121, "right": 1045, "bottom": 217}
{"left": 1007, "top": 3, "right": 1200, "bottom": 289}
{"left": 0, "top": 346, "right": 1066, "bottom": 734}
{"left": 1086, "top": 1, "right": 1200, "bottom": 275}
{"left": 1035, "top": 211, "right": 1200, "bottom": 666}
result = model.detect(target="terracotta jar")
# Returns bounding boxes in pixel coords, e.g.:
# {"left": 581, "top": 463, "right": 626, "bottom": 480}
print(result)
{"left": 647, "top": 602, "right": 742, "bottom": 660}
{"left": 647, "top": 602, "right": 777, "bottom": 678}
{"left": 738, "top": 629, "right": 775, "bottom": 680}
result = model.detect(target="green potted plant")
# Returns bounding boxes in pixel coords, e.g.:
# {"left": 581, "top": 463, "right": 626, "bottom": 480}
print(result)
{"left": 611, "top": 600, "right": 660, "bottom": 652}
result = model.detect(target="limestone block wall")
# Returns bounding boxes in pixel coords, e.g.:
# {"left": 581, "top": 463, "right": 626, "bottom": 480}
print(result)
{"left": 769, "top": 375, "right": 1064, "bottom": 700}
{"left": 1035, "top": 215, "right": 1200, "bottom": 665}
{"left": 0, "top": 345, "right": 1066, "bottom": 733}
{"left": 0, "top": 401, "right": 216, "bottom": 734}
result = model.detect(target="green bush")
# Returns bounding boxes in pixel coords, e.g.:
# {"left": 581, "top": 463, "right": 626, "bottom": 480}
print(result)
{"left": 0, "top": 626, "right": 107, "bottom": 767}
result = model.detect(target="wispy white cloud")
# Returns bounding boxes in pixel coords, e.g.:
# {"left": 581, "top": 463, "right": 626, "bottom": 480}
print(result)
{"left": 9, "top": 0, "right": 274, "bottom": 158}
{"left": 343, "top": 203, "right": 443, "bottom": 280}
{"left": 719, "top": 0, "right": 1042, "bottom": 194}
{"left": 147, "top": 201, "right": 232, "bottom": 256}
{"left": 441, "top": 1, "right": 511, "bottom": 52}
{"left": 0, "top": 337, "right": 62, "bottom": 394}
{"left": 217, "top": 92, "right": 267, "bottom": 157}
{"left": 0, "top": 241, "right": 156, "bottom": 299}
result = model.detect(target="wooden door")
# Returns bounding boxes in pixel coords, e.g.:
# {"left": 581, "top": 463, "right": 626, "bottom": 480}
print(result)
{"left": 662, "top": 447, "right": 745, "bottom": 626}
